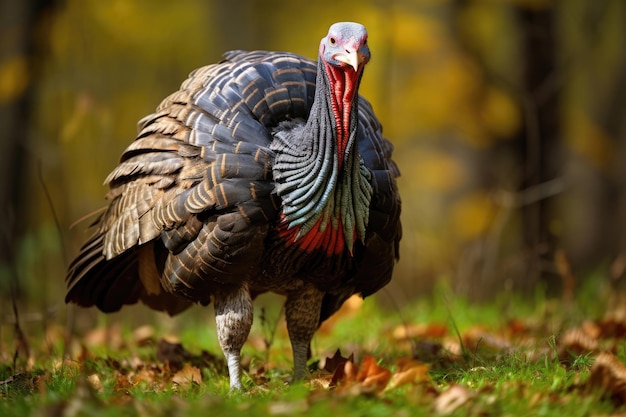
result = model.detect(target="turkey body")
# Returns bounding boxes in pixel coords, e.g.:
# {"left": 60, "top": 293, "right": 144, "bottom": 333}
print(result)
{"left": 66, "top": 23, "right": 401, "bottom": 390}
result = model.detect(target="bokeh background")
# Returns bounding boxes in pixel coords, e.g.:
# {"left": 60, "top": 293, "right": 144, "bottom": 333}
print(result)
{"left": 1, "top": 0, "right": 625, "bottom": 329}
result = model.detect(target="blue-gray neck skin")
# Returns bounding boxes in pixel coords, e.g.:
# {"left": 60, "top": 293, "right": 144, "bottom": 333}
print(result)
{"left": 271, "top": 58, "right": 372, "bottom": 254}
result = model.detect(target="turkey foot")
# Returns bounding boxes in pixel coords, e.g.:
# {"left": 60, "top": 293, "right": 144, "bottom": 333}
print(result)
{"left": 214, "top": 284, "right": 254, "bottom": 391}
{"left": 285, "top": 284, "right": 324, "bottom": 381}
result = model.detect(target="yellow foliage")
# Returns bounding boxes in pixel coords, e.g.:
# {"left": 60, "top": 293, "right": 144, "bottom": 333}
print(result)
{"left": 394, "top": 53, "right": 481, "bottom": 138}
{"left": 60, "top": 93, "right": 95, "bottom": 143}
{"left": 411, "top": 151, "right": 466, "bottom": 191}
{"left": 480, "top": 87, "right": 520, "bottom": 138}
{"left": 391, "top": 12, "right": 445, "bottom": 56}
{"left": 508, "top": 0, "right": 553, "bottom": 11}
{"left": 566, "top": 110, "right": 615, "bottom": 171}
{"left": 0, "top": 55, "right": 29, "bottom": 104}
{"left": 450, "top": 191, "right": 495, "bottom": 240}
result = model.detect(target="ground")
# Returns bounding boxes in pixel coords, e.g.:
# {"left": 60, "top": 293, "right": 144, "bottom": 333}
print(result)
{"left": 2, "top": 287, "right": 626, "bottom": 416}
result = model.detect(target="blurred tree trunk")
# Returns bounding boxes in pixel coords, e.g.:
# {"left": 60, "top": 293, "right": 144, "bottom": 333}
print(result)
{"left": 516, "top": 5, "right": 561, "bottom": 294}
{"left": 0, "top": 0, "right": 59, "bottom": 305}
{"left": 450, "top": 1, "right": 563, "bottom": 297}
{"left": 561, "top": 1, "right": 626, "bottom": 284}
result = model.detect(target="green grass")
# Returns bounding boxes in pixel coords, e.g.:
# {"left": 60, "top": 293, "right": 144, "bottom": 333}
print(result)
{"left": 1, "top": 288, "right": 624, "bottom": 416}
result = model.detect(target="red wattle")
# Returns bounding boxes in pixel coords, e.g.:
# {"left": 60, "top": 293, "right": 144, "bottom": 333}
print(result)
{"left": 324, "top": 62, "right": 361, "bottom": 170}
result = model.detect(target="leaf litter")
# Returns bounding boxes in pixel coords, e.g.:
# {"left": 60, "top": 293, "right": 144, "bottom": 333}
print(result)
{"left": 4, "top": 301, "right": 626, "bottom": 415}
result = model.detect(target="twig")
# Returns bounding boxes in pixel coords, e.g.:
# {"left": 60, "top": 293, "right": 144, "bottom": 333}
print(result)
{"left": 36, "top": 159, "right": 79, "bottom": 359}
{"left": 0, "top": 210, "right": 30, "bottom": 371}
{"left": 479, "top": 177, "right": 567, "bottom": 288}
{"left": 259, "top": 304, "right": 284, "bottom": 365}
{"left": 493, "top": 177, "right": 566, "bottom": 209}
{"left": 472, "top": 337, "right": 483, "bottom": 370}
{"left": 2, "top": 306, "right": 57, "bottom": 324}
{"left": 381, "top": 286, "right": 418, "bottom": 355}
{"left": 11, "top": 280, "right": 30, "bottom": 372}
{"left": 37, "top": 160, "right": 68, "bottom": 266}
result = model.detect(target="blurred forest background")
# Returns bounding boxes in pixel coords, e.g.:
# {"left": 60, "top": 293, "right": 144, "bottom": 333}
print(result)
{"left": 0, "top": 0, "right": 625, "bottom": 332}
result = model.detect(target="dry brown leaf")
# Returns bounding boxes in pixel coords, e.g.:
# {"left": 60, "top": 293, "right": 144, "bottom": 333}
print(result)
{"left": 87, "top": 374, "right": 103, "bottom": 392}
{"left": 172, "top": 363, "right": 203, "bottom": 387}
{"left": 434, "top": 384, "right": 475, "bottom": 414}
{"left": 596, "top": 315, "right": 626, "bottom": 339}
{"left": 581, "top": 320, "right": 602, "bottom": 340}
{"left": 156, "top": 338, "right": 192, "bottom": 372}
{"left": 356, "top": 355, "right": 392, "bottom": 389}
{"left": 587, "top": 352, "right": 626, "bottom": 405}
{"left": 323, "top": 349, "right": 354, "bottom": 373}
{"left": 331, "top": 358, "right": 358, "bottom": 387}
{"left": 330, "top": 355, "right": 392, "bottom": 393}
{"left": 0, "top": 372, "right": 44, "bottom": 394}
{"left": 412, "top": 340, "right": 449, "bottom": 364}
{"left": 386, "top": 358, "right": 430, "bottom": 390}
{"left": 53, "top": 358, "right": 81, "bottom": 372}
{"left": 318, "top": 295, "right": 363, "bottom": 334}
{"left": 133, "top": 325, "right": 155, "bottom": 346}
{"left": 393, "top": 322, "right": 448, "bottom": 340}
{"left": 462, "top": 326, "right": 513, "bottom": 352}
{"left": 309, "top": 374, "right": 333, "bottom": 390}
{"left": 506, "top": 319, "right": 529, "bottom": 336}
{"left": 268, "top": 399, "right": 309, "bottom": 415}
{"left": 132, "top": 367, "right": 159, "bottom": 386}
{"left": 83, "top": 324, "right": 123, "bottom": 350}
{"left": 329, "top": 353, "right": 430, "bottom": 395}
{"left": 246, "top": 334, "right": 269, "bottom": 351}
{"left": 114, "top": 371, "right": 134, "bottom": 392}
{"left": 558, "top": 328, "right": 598, "bottom": 361}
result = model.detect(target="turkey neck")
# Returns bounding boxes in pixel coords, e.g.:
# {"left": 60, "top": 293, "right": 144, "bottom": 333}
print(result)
{"left": 271, "top": 57, "right": 372, "bottom": 255}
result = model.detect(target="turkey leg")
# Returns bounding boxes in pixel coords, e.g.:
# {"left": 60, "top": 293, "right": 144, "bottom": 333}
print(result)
{"left": 214, "top": 284, "right": 254, "bottom": 390}
{"left": 285, "top": 284, "right": 324, "bottom": 380}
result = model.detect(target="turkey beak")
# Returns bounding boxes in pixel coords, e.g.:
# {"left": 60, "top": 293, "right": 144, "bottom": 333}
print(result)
{"left": 335, "top": 49, "right": 364, "bottom": 72}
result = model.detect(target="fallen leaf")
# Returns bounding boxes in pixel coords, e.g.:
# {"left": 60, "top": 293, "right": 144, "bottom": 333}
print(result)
{"left": 156, "top": 338, "right": 192, "bottom": 372}
{"left": 87, "top": 374, "right": 103, "bottom": 392}
{"left": 581, "top": 320, "right": 601, "bottom": 340}
{"left": 587, "top": 352, "right": 626, "bottom": 405}
{"left": 132, "top": 367, "right": 160, "bottom": 386}
{"left": 393, "top": 322, "right": 448, "bottom": 340}
{"left": 318, "top": 295, "right": 363, "bottom": 334}
{"left": 558, "top": 328, "right": 598, "bottom": 361}
{"left": 114, "top": 370, "right": 134, "bottom": 392}
{"left": 268, "top": 399, "right": 309, "bottom": 415}
{"left": 172, "top": 363, "right": 203, "bottom": 387}
{"left": 246, "top": 334, "right": 269, "bottom": 351}
{"left": 331, "top": 358, "right": 357, "bottom": 387}
{"left": 83, "top": 324, "right": 123, "bottom": 350}
{"left": 60, "top": 377, "right": 103, "bottom": 415}
{"left": 386, "top": 358, "right": 430, "bottom": 390}
{"left": 506, "top": 319, "right": 529, "bottom": 336}
{"left": 356, "top": 355, "right": 392, "bottom": 389}
{"left": 133, "top": 325, "right": 155, "bottom": 346}
{"left": 323, "top": 349, "right": 354, "bottom": 373}
{"left": 434, "top": 384, "right": 475, "bottom": 414}
{"left": 412, "top": 340, "right": 447, "bottom": 363}
{"left": 53, "top": 358, "right": 81, "bottom": 372}
{"left": 595, "top": 315, "right": 626, "bottom": 339}
{"left": 462, "top": 326, "right": 513, "bottom": 353}
{"left": 308, "top": 372, "right": 333, "bottom": 390}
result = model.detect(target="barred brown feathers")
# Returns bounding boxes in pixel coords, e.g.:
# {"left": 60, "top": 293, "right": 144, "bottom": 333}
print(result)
{"left": 66, "top": 22, "right": 401, "bottom": 391}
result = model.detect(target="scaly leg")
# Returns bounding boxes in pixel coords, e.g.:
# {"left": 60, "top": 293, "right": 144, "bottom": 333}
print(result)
{"left": 213, "top": 284, "right": 253, "bottom": 391}
{"left": 285, "top": 284, "right": 324, "bottom": 380}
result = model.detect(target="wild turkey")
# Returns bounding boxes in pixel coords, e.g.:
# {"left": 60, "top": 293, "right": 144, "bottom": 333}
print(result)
{"left": 66, "top": 22, "right": 401, "bottom": 390}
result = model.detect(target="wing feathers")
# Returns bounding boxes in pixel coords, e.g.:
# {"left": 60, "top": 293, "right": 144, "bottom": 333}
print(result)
{"left": 66, "top": 50, "right": 400, "bottom": 317}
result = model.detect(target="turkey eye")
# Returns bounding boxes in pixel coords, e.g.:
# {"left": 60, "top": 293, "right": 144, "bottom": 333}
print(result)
{"left": 329, "top": 37, "right": 337, "bottom": 46}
